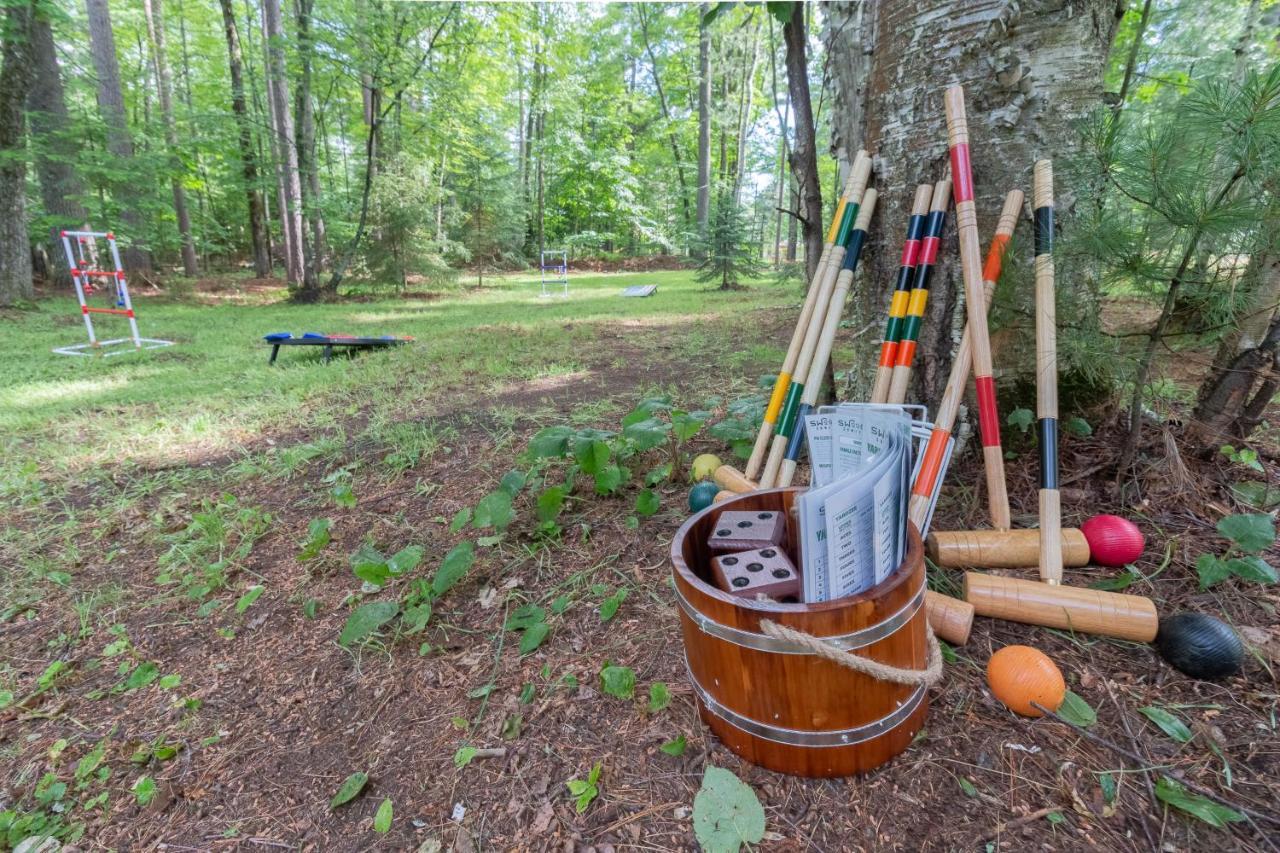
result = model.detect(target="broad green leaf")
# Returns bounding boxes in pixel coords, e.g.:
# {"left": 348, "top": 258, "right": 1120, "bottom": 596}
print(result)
{"left": 499, "top": 469, "right": 528, "bottom": 496}
{"left": 660, "top": 734, "right": 687, "bottom": 756}
{"left": 1057, "top": 691, "right": 1097, "bottom": 728}
{"left": 387, "top": 545, "right": 424, "bottom": 575}
{"left": 519, "top": 683, "right": 536, "bottom": 704}
{"left": 473, "top": 490, "right": 515, "bottom": 531}
{"left": 536, "top": 486, "right": 566, "bottom": 522}
{"left": 235, "top": 585, "right": 264, "bottom": 614}
{"left": 1063, "top": 417, "right": 1093, "bottom": 437}
{"left": 158, "top": 674, "right": 181, "bottom": 690}
{"left": 671, "top": 410, "right": 710, "bottom": 442}
{"left": 645, "top": 462, "right": 673, "bottom": 486}
{"left": 648, "top": 682, "right": 671, "bottom": 713}
{"left": 1196, "top": 553, "right": 1232, "bottom": 589}
{"left": 1090, "top": 573, "right": 1135, "bottom": 591}
{"left": 75, "top": 736, "right": 109, "bottom": 781}
{"left": 1006, "top": 408, "right": 1034, "bottom": 433}
{"left": 519, "top": 622, "right": 550, "bottom": 655}
{"left": 622, "top": 417, "right": 669, "bottom": 451}
{"left": 331, "top": 483, "right": 357, "bottom": 508}
{"left": 299, "top": 518, "right": 332, "bottom": 560}
{"left": 1230, "top": 481, "right": 1278, "bottom": 509}
{"left": 449, "top": 507, "right": 472, "bottom": 532}
{"left": 401, "top": 602, "right": 433, "bottom": 634}
{"left": 373, "top": 797, "right": 393, "bottom": 833}
{"left": 1226, "top": 556, "right": 1277, "bottom": 583}
{"left": 527, "top": 426, "right": 573, "bottom": 459}
{"left": 1139, "top": 706, "right": 1193, "bottom": 743}
{"left": 432, "top": 541, "right": 476, "bottom": 597}
{"left": 124, "top": 662, "right": 160, "bottom": 691}
{"left": 351, "top": 544, "right": 390, "bottom": 587}
{"left": 550, "top": 594, "right": 570, "bottom": 614}
{"left": 600, "top": 664, "right": 636, "bottom": 699}
{"left": 1098, "top": 771, "right": 1117, "bottom": 805}
{"left": 599, "top": 588, "right": 628, "bottom": 622}
{"left": 634, "top": 489, "right": 660, "bottom": 517}
{"left": 594, "top": 464, "right": 625, "bottom": 495}
{"left": 765, "top": 1, "right": 794, "bottom": 25}
{"left": 302, "top": 598, "right": 319, "bottom": 619}
{"left": 338, "top": 601, "right": 399, "bottom": 647}
{"left": 958, "top": 777, "right": 978, "bottom": 798}
{"left": 692, "top": 765, "right": 767, "bottom": 853}
{"left": 1154, "top": 776, "right": 1244, "bottom": 827}
{"left": 454, "top": 746, "right": 478, "bottom": 768}
{"left": 1217, "top": 514, "right": 1275, "bottom": 554}
{"left": 505, "top": 604, "right": 546, "bottom": 630}
{"left": 329, "top": 772, "right": 368, "bottom": 808}
{"left": 574, "top": 438, "right": 611, "bottom": 475}
{"left": 132, "top": 775, "right": 156, "bottom": 806}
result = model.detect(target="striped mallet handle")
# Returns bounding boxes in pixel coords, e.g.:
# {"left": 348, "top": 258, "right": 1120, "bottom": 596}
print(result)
{"left": 944, "top": 85, "right": 1011, "bottom": 531}
{"left": 886, "top": 180, "right": 952, "bottom": 405}
{"left": 776, "top": 189, "right": 878, "bottom": 488}
{"left": 870, "top": 184, "right": 933, "bottom": 404}
{"left": 907, "top": 189, "right": 1022, "bottom": 530}
{"left": 760, "top": 153, "right": 874, "bottom": 488}
{"left": 1033, "top": 159, "right": 1062, "bottom": 584}
{"left": 745, "top": 154, "right": 868, "bottom": 480}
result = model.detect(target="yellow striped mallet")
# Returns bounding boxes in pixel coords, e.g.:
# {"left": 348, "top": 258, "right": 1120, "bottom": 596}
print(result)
{"left": 743, "top": 153, "right": 870, "bottom": 481}
{"left": 870, "top": 184, "right": 932, "bottom": 404}
{"left": 944, "top": 85, "right": 1011, "bottom": 531}
{"left": 886, "top": 179, "right": 952, "bottom": 405}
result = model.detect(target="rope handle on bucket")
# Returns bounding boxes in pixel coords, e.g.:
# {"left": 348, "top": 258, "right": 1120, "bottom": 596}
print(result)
{"left": 758, "top": 619, "right": 944, "bottom": 687}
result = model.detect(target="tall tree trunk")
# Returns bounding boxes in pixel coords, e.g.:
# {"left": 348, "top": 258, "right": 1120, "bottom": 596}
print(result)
{"left": 827, "top": 0, "right": 1123, "bottom": 406}
{"left": 143, "top": 0, "right": 198, "bottom": 275}
{"left": 0, "top": 0, "right": 34, "bottom": 306}
{"left": 732, "top": 18, "right": 760, "bottom": 205}
{"left": 219, "top": 0, "right": 270, "bottom": 277}
{"left": 638, "top": 5, "right": 692, "bottom": 231}
{"left": 85, "top": 0, "right": 151, "bottom": 272}
{"left": 261, "top": 0, "right": 311, "bottom": 296}
{"left": 782, "top": 2, "right": 822, "bottom": 284}
{"left": 695, "top": 3, "right": 712, "bottom": 238}
{"left": 28, "top": 11, "right": 87, "bottom": 288}
{"left": 294, "top": 0, "right": 326, "bottom": 279}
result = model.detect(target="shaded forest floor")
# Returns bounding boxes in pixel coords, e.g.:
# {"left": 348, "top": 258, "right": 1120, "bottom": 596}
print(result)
{"left": 1, "top": 270, "right": 1278, "bottom": 851}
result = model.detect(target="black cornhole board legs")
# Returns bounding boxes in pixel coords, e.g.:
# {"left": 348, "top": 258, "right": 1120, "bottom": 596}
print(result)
{"left": 266, "top": 337, "right": 407, "bottom": 365}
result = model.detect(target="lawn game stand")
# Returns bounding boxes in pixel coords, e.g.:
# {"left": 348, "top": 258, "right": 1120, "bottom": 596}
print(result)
{"left": 539, "top": 249, "right": 568, "bottom": 298}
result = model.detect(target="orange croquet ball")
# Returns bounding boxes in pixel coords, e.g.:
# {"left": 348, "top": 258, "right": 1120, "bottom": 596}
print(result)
{"left": 986, "top": 645, "right": 1067, "bottom": 717}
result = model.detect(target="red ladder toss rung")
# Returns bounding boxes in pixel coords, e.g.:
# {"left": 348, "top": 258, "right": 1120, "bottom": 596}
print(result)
{"left": 83, "top": 306, "right": 134, "bottom": 317}
{"left": 73, "top": 269, "right": 125, "bottom": 279}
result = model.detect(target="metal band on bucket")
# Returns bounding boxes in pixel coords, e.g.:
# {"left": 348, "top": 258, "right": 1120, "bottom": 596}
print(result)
{"left": 685, "top": 658, "right": 926, "bottom": 748}
{"left": 673, "top": 584, "right": 924, "bottom": 654}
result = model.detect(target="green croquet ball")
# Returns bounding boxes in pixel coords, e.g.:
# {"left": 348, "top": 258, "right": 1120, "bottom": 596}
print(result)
{"left": 689, "top": 480, "right": 719, "bottom": 513}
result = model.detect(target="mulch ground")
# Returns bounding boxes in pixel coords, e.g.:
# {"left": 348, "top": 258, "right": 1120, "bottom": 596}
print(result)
{"left": 2, "top": 313, "right": 1278, "bottom": 852}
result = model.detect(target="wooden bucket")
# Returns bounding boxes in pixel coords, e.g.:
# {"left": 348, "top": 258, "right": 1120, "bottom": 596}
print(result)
{"left": 670, "top": 487, "right": 928, "bottom": 777}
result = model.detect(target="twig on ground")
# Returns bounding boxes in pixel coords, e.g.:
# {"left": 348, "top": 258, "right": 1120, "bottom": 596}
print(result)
{"left": 982, "top": 806, "right": 1060, "bottom": 842}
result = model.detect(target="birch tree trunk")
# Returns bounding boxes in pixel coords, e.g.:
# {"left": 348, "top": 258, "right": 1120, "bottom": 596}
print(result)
{"left": 295, "top": 0, "right": 327, "bottom": 278}
{"left": 0, "top": 0, "right": 34, "bottom": 306}
{"left": 28, "top": 12, "right": 87, "bottom": 288}
{"left": 85, "top": 0, "right": 152, "bottom": 272}
{"left": 827, "top": 0, "right": 1122, "bottom": 405}
{"left": 782, "top": 2, "right": 822, "bottom": 283}
{"left": 695, "top": 4, "right": 712, "bottom": 238}
{"left": 143, "top": 0, "right": 198, "bottom": 275}
{"left": 218, "top": 0, "right": 270, "bottom": 277}
{"left": 261, "top": 0, "right": 311, "bottom": 296}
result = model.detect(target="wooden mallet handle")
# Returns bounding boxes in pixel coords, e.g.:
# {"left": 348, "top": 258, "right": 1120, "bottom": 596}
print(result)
{"left": 927, "top": 528, "right": 1089, "bottom": 569}
{"left": 712, "top": 464, "right": 757, "bottom": 495}
{"left": 964, "top": 572, "right": 1158, "bottom": 642}
{"left": 944, "top": 86, "right": 1011, "bottom": 531}
{"left": 886, "top": 180, "right": 952, "bottom": 405}
{"left": 926, "top": 590, "right": 974, "bottom": 646}
{"left": 1033, "top": 159, "right": 1062, "bottom": 584}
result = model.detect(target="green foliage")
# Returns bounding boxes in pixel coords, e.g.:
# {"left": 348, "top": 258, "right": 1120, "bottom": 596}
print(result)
{"left": 1154, "top": 776, "right": 1244, "bottom": 827}
{"left": 338, "top": 601, "right": 399, "bottom": 647}
{"left": 565, "top": 763, "right": 602, "bottom": 814}
{"left": 299, "top": 518, "right": 333, "bottom": 560}
{"left": 329, "top": 772, "right": 369, "bottom": 808}
{"left": 692, "top": 766, "right": 766, "bottom": 853}
{"left": 660, "top": 734, "right": 687, "bottom": 756}
{"left": 648, "top": 682, "right": 671, "bottom": 713}
{"left": 1196, "top": 513, "right": 1277, "bottom": 588}
{"left": 156, "top": 495, "right": 272, "bottom": 603}
{"left": 600, "top": 664, "right": 636, "bottom": 700}
{"left": 1139, "top": 706, "right": 1194, "bottom": 743}
{"left": 1057, "top": 691, "right": 1096, "bottom": 728}
{"left": 373, "top": 798, "right": 393, "bottom": 833}
{"left": 694, "top": 195, "right": 766, "bottom": 289}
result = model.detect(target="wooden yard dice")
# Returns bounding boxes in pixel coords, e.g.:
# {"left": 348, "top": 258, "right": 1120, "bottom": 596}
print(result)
{"left": 711, "top": 547, "right": 800, "bottom": 601}
{"left": 707, "top": 510, "right": 785, "bottom": 551}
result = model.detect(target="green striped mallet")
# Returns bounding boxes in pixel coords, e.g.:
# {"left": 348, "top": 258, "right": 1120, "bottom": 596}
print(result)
{"left": 887, "top": 179, "right": 952, "bottom": 405}
{"left": 870, "top": 183, "right": 933, "bottom": 404}
{"left": 759, "top": 153, "right": 874, "bottom": 488}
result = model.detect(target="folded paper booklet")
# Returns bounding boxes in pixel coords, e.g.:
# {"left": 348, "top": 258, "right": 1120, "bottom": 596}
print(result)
{"left": 798, "top": 404, "right": 942, "bottom": 603}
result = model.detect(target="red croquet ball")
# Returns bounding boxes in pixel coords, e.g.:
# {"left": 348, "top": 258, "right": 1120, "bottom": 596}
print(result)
{"left": 1081, "top": 515, "right": 1145, "bottom": 567}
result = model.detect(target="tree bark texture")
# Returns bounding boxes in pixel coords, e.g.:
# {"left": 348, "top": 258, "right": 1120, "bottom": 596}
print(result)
{"left": 295, "top": 0, "right": 327, "bottom": 279}
{"left": 85, "top": 0, "right": 151, "bottom": 271}
{"left": 28, "top": 12, "right": 87, "bottom": 288}
{"left": 143, "top": 0, "right": 198, "bottom": 275}
{"left": 261, "top": 0, "right": 311, "bottom": 295}
{"left": 782, "top": 3, "right": 822, "bottom": 284}
{"left": 695, "top": 3, "right": 712, "bottom": 236}
{"left": 219, "top": 0, "right": 270, "bottom": 277}
{"left": 0, "top": 0, "right": 35, "bottom": 306}
{"left": 827, "top": 0, "right": 1123, "bottom": 406}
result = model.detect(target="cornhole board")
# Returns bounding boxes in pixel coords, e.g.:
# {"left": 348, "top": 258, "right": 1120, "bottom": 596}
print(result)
{"left": 264, "top": 332, "right": 412, "bottom": 365}
{"left": 621, "top": 285, "right": 657, "bottom": 297}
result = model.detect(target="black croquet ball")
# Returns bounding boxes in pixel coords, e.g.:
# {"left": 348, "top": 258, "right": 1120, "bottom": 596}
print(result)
{"left": 1155, "top": 612, "right": 1243, "bottom": 680}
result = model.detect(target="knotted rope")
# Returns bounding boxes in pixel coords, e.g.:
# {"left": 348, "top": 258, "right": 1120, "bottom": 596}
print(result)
{"left": 757, "top": 618, "right": 944, "bottom": 687}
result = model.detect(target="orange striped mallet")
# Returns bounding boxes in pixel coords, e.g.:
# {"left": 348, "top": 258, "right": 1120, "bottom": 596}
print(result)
{"left": 869, "top": 184, "right": 932, "bottom": 404}
{"left": 744, "top": 153, "right": 871, "bottom": 481}
{"left": 907, "top": 189, "right": 1023, "bottom": 532}
{"left": 1033, "top": 159, "right": 1063, "bottom": 584}
{"left": 886, "top": 180, "right": 952, "bottom": 405}
{"left": 944, "top": 85, "right": 1011, "bottom": 531}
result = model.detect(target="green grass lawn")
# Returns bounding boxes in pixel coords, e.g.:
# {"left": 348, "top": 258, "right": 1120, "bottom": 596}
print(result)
{"left": 2, "top": 270, "right": 792, "bottom": 484}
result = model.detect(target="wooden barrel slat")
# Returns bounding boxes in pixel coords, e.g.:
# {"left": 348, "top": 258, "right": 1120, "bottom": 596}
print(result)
{"left": 671, "top": 487, "right": 930, "bottom": 777}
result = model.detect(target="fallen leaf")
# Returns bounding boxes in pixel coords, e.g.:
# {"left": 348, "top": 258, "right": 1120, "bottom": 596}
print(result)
{"left": 530, "top": 800, "right": 555, "bottom": 835}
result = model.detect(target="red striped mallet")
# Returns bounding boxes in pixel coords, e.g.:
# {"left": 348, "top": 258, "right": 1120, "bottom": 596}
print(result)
{"left": 760, "top": 153, "right": 874, "bottom": 488}
{"left": 744, "top": 153, "right": 869, "bottom": 481}
{"left": 907, "top": 189, "right": 1023, "bottom": 531}
{"left": 1033, "top": 159, "right": 1062, "bottom": 584}
{"left": 870, "top": 184, "right": 932, "bottom": 404}
{"left": 886, "top": 179, "right": 952, "bottom": 405}
{"left": 944, "top": 85, "right": 1011, "bottom": 531}
{"left": 776, "top": 189, "right": 879, "bottom": 488}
